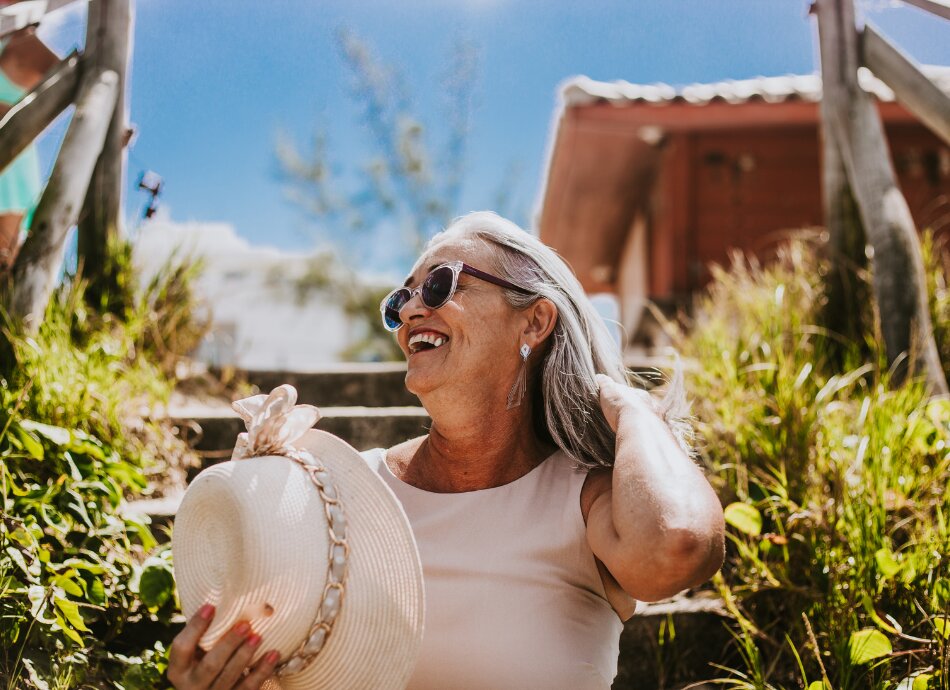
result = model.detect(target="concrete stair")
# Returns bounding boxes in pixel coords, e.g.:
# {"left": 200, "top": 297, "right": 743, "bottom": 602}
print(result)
{"left": 213, "top": 362, "right": 420, "bottom": 408}
{"left": 131, "top": 363, "right": 730, "bottom": 689}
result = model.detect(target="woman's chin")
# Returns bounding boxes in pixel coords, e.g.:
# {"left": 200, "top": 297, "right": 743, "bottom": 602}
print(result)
{"left": 404, "top": 363, "right": 440, "bottom": 398}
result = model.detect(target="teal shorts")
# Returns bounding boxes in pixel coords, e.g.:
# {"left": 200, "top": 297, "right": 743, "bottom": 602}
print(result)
{"left": 0, "top": 143, "right": 41, "bottom": 230}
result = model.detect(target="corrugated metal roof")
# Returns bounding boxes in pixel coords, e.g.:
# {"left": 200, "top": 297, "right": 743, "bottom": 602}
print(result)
{"left": 561, "top": 66, "right": 950, "bottom": 108}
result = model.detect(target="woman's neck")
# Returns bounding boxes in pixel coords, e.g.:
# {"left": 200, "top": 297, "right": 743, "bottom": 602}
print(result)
{"left": 403, "top": 399, "right": 555, "bottom": 493}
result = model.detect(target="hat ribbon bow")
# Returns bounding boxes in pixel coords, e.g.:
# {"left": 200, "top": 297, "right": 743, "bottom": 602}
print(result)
{"left": 230, "top": 385, "right": 349, "bottom": 677}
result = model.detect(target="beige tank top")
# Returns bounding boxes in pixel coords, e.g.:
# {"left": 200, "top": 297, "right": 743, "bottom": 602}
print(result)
{"left": 362, "top": 448, "right": 629, "bottom": 690}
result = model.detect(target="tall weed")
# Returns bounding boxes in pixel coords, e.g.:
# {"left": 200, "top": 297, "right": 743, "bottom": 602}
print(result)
{"left": 673, "top": 233, "right": 950, "bottom": 689}
{"left": 0, "top": 241, "right": 204, "bottom": 687}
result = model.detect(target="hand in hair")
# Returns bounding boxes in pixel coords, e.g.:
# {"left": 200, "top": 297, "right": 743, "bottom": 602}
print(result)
{"left": 594, "top": 375, "right": 657, "bottom": 432}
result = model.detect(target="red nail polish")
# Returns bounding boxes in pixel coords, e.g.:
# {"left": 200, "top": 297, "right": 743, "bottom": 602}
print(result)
{"left": 247, "top": 633, "right": 262, "bottom": 647}
{"left": 235, "top": 621, "right": 250, "bottom": 635}
{"left": 198, "top": 604, "right": 215, "bottom": 620}
{"left": 266, "top": 650, "right": 280, "bottom": 664}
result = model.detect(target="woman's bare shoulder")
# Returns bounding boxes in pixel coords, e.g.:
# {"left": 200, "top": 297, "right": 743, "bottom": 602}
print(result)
{"left": 384, "top": 436, "right": 426, "bottom": 479}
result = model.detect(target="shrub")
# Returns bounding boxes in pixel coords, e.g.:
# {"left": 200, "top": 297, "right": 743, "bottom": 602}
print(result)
{"left": 0, "top": 244, "right": 202, "bottom": 688}
{"left": 672, "top": 233, "right": 950, "bottom": 689}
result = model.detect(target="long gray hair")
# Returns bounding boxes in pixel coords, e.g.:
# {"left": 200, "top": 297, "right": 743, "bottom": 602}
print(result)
{"left": 429, "top": 211, "right": 692, "bottom": 470}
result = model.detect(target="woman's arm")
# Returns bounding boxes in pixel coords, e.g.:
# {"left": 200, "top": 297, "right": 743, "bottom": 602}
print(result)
{"left": 584, "top": 375, "right": 725, "bottom": 602}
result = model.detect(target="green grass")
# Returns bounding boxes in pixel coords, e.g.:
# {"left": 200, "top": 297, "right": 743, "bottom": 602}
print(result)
{"left": 671, "top": 232, "right": 950, "bottom": 689}
{"left": 0, "top": 244, "right": 204, "bottom": 688}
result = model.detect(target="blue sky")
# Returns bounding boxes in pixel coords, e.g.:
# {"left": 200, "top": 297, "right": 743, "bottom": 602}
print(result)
{"left": 36, "top": 0, "right": 950, "bottom": 254}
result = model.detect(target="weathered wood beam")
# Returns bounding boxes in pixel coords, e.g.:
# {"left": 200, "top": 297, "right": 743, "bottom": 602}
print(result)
{"left": 899, "top": 0, "right": 950, "bottom": 21}
{"left": 77, "top": 0, "right": 132, "bottom": 292}
{"left": 862, "top": 23, "right": 950, "bottom": 146}
{"left": 816, "top": 1, "right": 868, "bottom": 350}
{"left": 816, "top": 0, "right": 869, "bottom": 346}
{"left": 6, "top": 70, "right": 118, "bottom": 332}
{"left": 815, "top": 0, "right": 948, "bottom": 394}
{"left": 0, "top": 50, "right": 80, "bottom": 175}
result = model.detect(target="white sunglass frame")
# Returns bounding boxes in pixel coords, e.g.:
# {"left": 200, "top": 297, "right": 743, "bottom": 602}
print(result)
{"left": 379, "top": 260, "right": 533, "bottom": 332}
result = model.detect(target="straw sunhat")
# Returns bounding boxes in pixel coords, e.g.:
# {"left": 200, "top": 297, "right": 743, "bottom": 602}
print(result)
{"left": 172, "top": 385, "right": 425, "bottom": 689}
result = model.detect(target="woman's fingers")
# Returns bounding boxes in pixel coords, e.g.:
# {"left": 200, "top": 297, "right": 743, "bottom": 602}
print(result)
{"left": 238, "top": 650, "right": 281, "bottom": 690}
{"left": 596, "top": 374, "right": 655, "bottom": 433}
{"left": 596, "top": 375, "right": 625, "bottom": 432}
{"left": 209, "top": 633, "right": 263, "bottom": 690}
{"left": 169, "top": 603, "right": 215, "bottom": 678}
{"left": 193, "top": 621, "right": 253, "bottom": 686}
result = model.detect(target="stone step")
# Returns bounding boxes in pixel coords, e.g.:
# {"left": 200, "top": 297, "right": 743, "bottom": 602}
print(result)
{"left": 215, "top": 363, "right": 420, "bottom": 408}
{"left": 169, "top": 405, "right": 430, "bottom": 478}
{"left": 216, "top": 356, "right": 683, "bottom": 411}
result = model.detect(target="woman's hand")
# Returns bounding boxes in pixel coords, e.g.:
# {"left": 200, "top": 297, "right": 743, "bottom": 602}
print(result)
{"left": 168, "top": 604, "right": 281, "bottom": 690}
{"left": 595, "top": 374, "right": 657, "bottom": 432}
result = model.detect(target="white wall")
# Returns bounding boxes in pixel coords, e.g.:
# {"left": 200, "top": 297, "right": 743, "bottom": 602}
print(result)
{"left": 133, "top": 216, "right": 354, "bottom": 370}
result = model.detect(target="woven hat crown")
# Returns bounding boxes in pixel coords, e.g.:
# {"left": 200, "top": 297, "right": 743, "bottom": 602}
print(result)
{"left": 173, "top": 385, "right": 425, "bottom": 689}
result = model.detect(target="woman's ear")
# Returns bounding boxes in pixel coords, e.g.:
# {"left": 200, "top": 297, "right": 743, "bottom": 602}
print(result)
{"left": 523, "top": 298, "right": 558, "bottom": 349}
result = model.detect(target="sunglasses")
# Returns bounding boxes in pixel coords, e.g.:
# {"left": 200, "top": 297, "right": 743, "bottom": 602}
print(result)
{"left": 379, "top": 260, "right": 534, "bottom": 332}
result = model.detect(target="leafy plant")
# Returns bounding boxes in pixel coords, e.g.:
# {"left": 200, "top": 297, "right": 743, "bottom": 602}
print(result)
{"left": 0, "top": 245, "right": 203, "bottom": 687}
{"left": 668, "top": 233, "right": 950, "bottom": 689}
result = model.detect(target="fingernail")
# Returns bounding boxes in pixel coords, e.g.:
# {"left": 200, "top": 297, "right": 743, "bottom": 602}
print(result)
{"left": 235, "top": 621, "right": 250, "bottom": 636}
{"left": 198, "top": 604, "right": 214, "bottom": 620}
{"left": 247, "top": 633, "right": 262, "bottom": 647}
{"left": 266, "top": 650, "right": 280, "bottom": 664}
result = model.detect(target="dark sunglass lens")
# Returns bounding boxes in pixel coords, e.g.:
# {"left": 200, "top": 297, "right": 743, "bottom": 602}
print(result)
{"left": 421, "top": 266, "right": 455, "bottom": 308}
{"left": 384, "top": 289, "right": 409, "bottom": 329}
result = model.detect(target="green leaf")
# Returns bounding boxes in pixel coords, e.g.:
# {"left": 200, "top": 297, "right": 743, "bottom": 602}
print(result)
{"left": 724, "top": 502, "right": 762, "bottom": 536}
{"left": 5, "top": 546, "right": 30, "bottom": 576}
{"left": 874, "top": 547, "right": 901, "bottom": 579}
{"left": 913, "top": 674, "right": 933, "bottom": 690}
{"left": 933, "top": 578, "right": 950, "bottom": 608}
{"left": 87, "top": 576, "right": 106, "bottom": 606}
{"left": 934, "top": 616, "right": 949, "bottom": 640}
{"left": 20, "top": 420, "right": 71, "bottom": 446}
{"left": 53, "top": 596, "right": 89, "bottom": 633}
{"left": 51, "top": 574, "right": 83, "bottom": 598}
{"left": 807, "top": 682, "right": 831, "bottom": 690}
{"left": 861, "top": 595, "right": 900, "bottom": 634}
{"left": 15, "top": 427, "right": 43, "bottom": 460}
{"left": 138, "top": 556, "right": 175, "bottom": 609}
{"left": 849, "top": 628, "right": 892, "bottom": 665}
{"left": 6, "top": 526, "right": 36, "bottom": 550}
{"left": 54, "top": 613, "right": 84, "bottom": 645}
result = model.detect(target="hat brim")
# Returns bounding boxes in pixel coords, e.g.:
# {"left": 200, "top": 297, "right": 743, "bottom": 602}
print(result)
{"left": 174, "top": 429, "right": 425, "bottom": 690}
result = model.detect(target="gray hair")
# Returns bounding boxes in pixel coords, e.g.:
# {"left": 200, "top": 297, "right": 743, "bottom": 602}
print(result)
{"left": 429, "top": 211, "right": 692, "bottom": 470}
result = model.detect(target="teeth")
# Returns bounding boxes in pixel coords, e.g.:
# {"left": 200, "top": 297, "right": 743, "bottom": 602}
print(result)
{"left": 409, "top": 333, "right": 448, "bottom": 351}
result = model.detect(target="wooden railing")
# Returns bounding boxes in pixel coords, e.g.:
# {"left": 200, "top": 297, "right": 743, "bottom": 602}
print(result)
{"left": 814, "top": 0, "right": 950, "bottom": 395}
{"left": 0, "top": 0, "right": 131, "bottom": 333}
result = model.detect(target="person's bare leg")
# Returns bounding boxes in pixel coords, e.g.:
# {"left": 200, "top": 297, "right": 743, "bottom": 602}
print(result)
{"left": 0, "top": 213, "right": 24, "bottom": 273}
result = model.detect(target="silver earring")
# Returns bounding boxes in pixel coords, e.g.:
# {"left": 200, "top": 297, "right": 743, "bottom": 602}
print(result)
{"left": 506, "top": 343, "right": 531, "bottom": 410}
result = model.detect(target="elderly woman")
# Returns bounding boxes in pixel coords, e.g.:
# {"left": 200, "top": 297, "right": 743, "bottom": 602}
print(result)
{"left": 168, "top": 212, "right": 725, "bottom": 689}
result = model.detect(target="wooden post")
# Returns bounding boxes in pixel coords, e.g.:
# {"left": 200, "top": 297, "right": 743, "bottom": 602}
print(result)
{"left": 6, "top": 70, "right": 119, "bottom": 332}
{"left": 861, "top": 24, "right": 950, "bottom": 146}
{"left": 77, "top": 0, "right": 132, "bottom": 301}
{"left": 0, "top": 51, "right": 81, "bottom": 175}
{"left": 815, "top": 0, "right": 948, "bottom": 394}
{"left": 899, "top": 0, "right": 950, "bottom": 21}
{"left": 815, "top": 0, "right": 868, "bottom": 349}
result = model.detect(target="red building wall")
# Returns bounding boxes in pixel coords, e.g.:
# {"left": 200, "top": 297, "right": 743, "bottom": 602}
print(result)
{"left": 672, "top": 124, "right": 950, "bottom": 295}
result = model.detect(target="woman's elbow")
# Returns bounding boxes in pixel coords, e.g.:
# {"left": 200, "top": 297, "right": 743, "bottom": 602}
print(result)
{"left": 622, "top": 520, "right": 725, "bottom": 601}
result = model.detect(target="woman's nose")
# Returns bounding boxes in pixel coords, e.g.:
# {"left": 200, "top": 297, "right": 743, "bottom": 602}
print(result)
{"left": 399, "top": 290, "right": 431, "bottom": 324}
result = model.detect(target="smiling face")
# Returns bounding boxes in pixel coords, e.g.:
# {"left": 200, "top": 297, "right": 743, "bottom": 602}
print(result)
{"left": 395, "top": 236, "right": 529, "bottom": 405}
